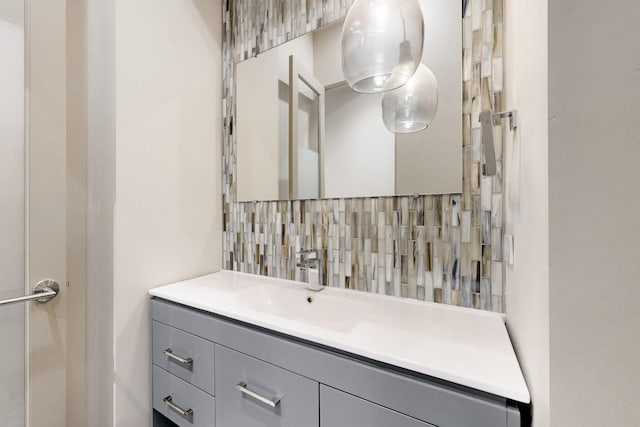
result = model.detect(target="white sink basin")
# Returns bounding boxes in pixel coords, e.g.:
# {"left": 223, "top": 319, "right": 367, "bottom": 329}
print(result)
{"left": 149, "top": 270, "right": 530, "bottom": 403}
{"left": 229, "top": 284, "right": 376, "bottom": 332}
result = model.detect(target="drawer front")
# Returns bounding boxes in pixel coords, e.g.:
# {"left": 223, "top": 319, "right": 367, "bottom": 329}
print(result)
{"left": 215, "top": 345, "right": 319, "bottom": 427}
{"left": 153, "top": 320, "right": 215, "bottom": 395}
{"left": 153, "top": 366, "right": 215, "bottom": 427}
{"left": 320, "top": 385, "right": 436, "bottom": 427}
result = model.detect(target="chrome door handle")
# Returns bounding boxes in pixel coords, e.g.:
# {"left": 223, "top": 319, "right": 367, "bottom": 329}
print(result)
{"left": 0, "top": 280, "right": 59, "bottom": 307}
{"left": 236, "top": 382, "right": 282, "bottom": 408}
{"left": 163, "top": 349, "right": 193, "bottom": 367}
{"left": 163, "top": 395, "right": 193, "bottom": 417}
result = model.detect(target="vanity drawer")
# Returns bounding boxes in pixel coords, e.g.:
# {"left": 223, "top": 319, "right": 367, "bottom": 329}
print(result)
{"left": 153, "top": 320, "right": 215, "bottom": 395}
{"left": 153, "top": 366, "right": 215, "bottom": 427}
{"left": 215, "top": 345, "right": 319, "bottom": 427}
{"left": 320, "top": 385, "right": 436, "bottom": 427}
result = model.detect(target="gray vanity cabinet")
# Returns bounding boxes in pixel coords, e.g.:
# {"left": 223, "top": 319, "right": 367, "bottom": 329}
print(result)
{"left": 151, "top": 298, "right": 527, "bottom": 427}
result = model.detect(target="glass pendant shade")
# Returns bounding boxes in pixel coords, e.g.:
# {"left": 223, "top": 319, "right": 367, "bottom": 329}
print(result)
{"left": 381, "top": 63, "right": 438, "bottom": 133}
{"left": 341, "top": 0, "right": 424, "bottom": 93}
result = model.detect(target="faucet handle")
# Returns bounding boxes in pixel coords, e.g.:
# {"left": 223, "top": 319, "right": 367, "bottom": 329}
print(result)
{"left": 296, "top": 250, "right": 324, "bottom": 291}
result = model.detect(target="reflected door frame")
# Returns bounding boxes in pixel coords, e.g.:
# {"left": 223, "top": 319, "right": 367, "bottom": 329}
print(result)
{"left": 288, "top": 54, "right": 325, "bottom": 199}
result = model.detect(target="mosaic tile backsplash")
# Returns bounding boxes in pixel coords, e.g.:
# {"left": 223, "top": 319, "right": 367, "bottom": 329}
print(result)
{"left": 222, "top": 0, "right": 506, "bottom": 312}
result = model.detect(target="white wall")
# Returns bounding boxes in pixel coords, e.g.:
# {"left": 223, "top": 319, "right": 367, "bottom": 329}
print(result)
{"left": 503, "top": 1, "right": 550, "bottom": 426}
{"left": 112, "top": 1, "right": 223, "bottom": 425}
{"left": 85, "top": 0, "right": 223, "bottom": 425}
{"left": 548, "top": 1, "right": 640, "bottom": 425}
{"left": 506, "top": 1, "right": 640, "bottom": 426}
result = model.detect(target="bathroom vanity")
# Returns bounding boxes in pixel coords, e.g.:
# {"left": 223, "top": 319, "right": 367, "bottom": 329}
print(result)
{"left": 149, "top": 271, "right": 530, "bottom": 427}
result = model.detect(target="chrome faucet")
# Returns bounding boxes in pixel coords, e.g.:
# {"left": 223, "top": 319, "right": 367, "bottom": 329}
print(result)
{"left": 296, "top": 249, "right": 323, "bottom": 292}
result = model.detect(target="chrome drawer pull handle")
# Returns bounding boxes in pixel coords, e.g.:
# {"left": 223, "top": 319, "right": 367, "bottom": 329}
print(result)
{"left": 236, "top": 382, "right": 282, "bottom": 408}
{"left": 163, "top": 349, "right": 193, "bottom": 367}
{"left": 163, "top": 395, "right": 193, "bottom": 417}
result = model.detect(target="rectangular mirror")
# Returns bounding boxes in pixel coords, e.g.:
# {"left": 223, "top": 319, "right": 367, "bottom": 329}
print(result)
{"left": 236, "top": 0, "right": 462, "bottom": 201}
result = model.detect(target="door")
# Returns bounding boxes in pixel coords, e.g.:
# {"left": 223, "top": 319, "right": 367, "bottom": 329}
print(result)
{"left": 0, "top": 0, "right": 67, "bottom": 426}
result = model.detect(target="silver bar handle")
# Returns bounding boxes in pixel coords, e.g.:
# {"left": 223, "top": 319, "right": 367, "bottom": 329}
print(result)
{"left": 163, "top": 396, "right": 193, "bottom": 417}
{"left": 163, "top": 349, "right": 193, "bottom": 367}
{"left": 0, "top": 280, "right": 59, "bottom": 307}
{"left": 235, "top": 382, "right": 281, "bottom": 408}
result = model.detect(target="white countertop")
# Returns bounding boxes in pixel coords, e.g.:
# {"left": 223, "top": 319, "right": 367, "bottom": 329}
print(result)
{"left": 149, "top": 270, "right": 530, "bottom": 403}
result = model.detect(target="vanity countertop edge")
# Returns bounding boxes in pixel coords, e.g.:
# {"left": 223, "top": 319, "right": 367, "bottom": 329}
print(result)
{"left": 148, "top": 270, "right": 530, "bottom": 404}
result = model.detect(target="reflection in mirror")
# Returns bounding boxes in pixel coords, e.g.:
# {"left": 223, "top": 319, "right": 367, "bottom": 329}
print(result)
{"left": 295, "top": 79, "right": 320, "bottom": 199}
{"left": 324, "top": 83, "right": 394, "bottom": 198}
{"left": 236, "top": 0, "right": 461, "bottom": 202}
{"left": 290, "top": 55, "right": 324, "bottom": 200}
{"left": 293, "top": 83, "right": 320, "bottom": 199}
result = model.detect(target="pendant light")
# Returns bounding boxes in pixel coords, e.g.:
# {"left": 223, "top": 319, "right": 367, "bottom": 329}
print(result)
{"left": 381, "top": 63, "right": 438, "bottom": 133}
{"left": 341, "top": 0, "right": 425, "bottom": 93}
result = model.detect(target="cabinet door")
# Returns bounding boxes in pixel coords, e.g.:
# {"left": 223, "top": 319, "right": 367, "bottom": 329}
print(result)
{"left": 320, "top": 385, "right": 436, "bottom": 427}
{"left": 215, "top": 345, "right": 319, "bottom": 427}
